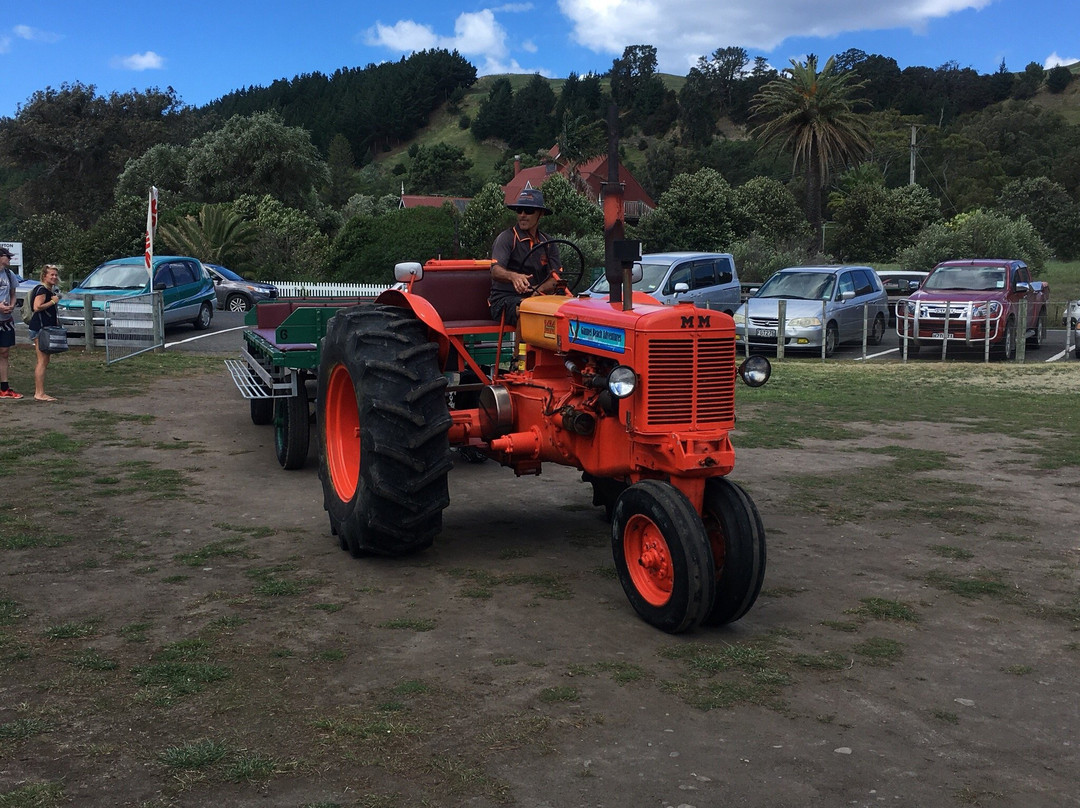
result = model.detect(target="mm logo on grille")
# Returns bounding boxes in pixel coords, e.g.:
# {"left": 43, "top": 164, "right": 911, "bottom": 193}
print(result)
{"left": 680, "top": 315, "right": 712, "bottom": 329}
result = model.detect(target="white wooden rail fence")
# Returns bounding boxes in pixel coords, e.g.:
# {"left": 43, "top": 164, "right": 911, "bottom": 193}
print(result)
{"left": 270, "top": 281, "right": 391, "bottom": 298}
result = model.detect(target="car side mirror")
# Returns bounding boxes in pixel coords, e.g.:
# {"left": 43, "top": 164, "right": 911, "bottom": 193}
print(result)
{"left": 673, "top": 282, "right": 689, "bottom": 295}
{"left": 907, "top": 280, "right": 921, "bottom": 291}
{"left": 840, "top": 290, "right": 855, "bottom": 301}
{"left": 153, "top": 281, "right": 168, "bottom": 291}
{"left": 1014, "top": 281, "right": 1030, "bottom": 293}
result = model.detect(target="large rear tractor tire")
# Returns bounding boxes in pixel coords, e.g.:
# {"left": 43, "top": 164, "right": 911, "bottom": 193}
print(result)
{"left": 274, "top": 381, "right": 310, "bottom": 470}
{"left": 611, "top": 481, "right": 715, "bottom": 634}
{"left": 317, "top": 304, "right": 453, "bottom": 557}
{"left": 700, "top": 478, "right": 767, "bottom": 627}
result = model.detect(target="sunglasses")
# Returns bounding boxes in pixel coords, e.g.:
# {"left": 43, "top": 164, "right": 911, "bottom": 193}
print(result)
{"left": 512, "top": 207, "right": 539, "bottom": 215}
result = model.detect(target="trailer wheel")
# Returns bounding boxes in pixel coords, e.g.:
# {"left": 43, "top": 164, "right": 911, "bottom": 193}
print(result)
{"left": 611, "top": 481, "right": 715, "bottom": 634}
{"left": 700, "top": 478, "right": 767, "bottom": 627}
{"left": 317, "top": 304, "right": 452, "bottom": 557}
{"left": 274, "top": 382, "right": 310, "bottom": 470}
{"left": 250, "top": 398, "right": 273, "bottom": 425}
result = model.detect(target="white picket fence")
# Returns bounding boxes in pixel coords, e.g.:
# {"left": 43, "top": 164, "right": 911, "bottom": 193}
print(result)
{"left": 270, "top": 281, "right": 392, "bottom": 298}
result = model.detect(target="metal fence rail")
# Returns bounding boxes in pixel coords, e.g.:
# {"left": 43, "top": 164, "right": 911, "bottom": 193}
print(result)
{"left": 104, "top": 293, "right": 163, "bottom": 364}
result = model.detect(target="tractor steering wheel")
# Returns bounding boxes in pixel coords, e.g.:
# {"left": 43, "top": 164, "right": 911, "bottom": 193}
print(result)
{"left": 522, "top": 239, "right": 586, "bottom": 296}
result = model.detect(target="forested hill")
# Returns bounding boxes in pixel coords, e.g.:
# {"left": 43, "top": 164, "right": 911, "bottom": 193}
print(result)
{"left": 205, "top": 49, "right": 479, "bottom": 157}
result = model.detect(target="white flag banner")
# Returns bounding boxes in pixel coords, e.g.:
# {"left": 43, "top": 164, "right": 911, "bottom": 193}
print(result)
{"left": 144, "top": 186, "right": 158, "bottom": 274}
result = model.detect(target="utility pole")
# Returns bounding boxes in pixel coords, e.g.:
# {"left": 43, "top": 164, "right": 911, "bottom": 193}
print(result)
{"left": 909, "top": 125, "right": 917, "bottom": 185}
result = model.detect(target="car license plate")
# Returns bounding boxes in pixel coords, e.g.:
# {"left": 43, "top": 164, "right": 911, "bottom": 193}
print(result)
{"left": 931, "top": 332, "right": 947, "bottom": 339}
{"left": 754, "top": 328, "right": 776, "bottom": 338}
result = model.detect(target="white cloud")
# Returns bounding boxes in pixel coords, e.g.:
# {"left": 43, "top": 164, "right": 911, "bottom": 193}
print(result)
{"left": 1044, "top": 52, "right": 1080, "bottom": 69}
{"left": 13, "top": 25, "right": 62, "bottom": 43}
{"left": 111, "top": 51, "right": 166, "bottom": 71}
{"left": 365, "top": 6, "right": 548, "bottom": 76}
{"left": 555, "top": 0, "right": 994, "bottom": 73}
{"left": 0, "top": 36, "right": 11, "bottom": 55}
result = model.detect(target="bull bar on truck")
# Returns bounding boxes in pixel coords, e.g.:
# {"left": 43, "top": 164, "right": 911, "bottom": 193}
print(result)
{"left": 896, "top": 298, "right": 1004, "bottom": 344}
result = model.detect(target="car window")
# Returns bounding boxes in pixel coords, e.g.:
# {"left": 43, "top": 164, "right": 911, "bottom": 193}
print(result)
{"left": 153, "top": 265, "right": 175, "bottom": 288}
{"left": 716, "top": 257, "right": 734, "bottom": 284}
{"left": 665, "top": 264, "right": 691, "bottom": 295}
{"left": 690, "top": 261, "right": 716, "bottom": 290}
{"left": 852, "top": 269, "right": 875, "bottom": 297}
{"left": 837, "top": 272, "right": 856, "bottom": 298}
{"left": 171, "top": 261, "right": 199, "bottom": 286}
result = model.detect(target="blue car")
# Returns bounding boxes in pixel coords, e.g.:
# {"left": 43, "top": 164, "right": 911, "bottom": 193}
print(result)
{"left": 58, "top": 255, "right": 216, "bottom": 335}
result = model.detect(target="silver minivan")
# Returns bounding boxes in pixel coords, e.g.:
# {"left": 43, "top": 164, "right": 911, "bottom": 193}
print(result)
{"left": 733, "top": 265, "right": 888, "bottom": 356}
{"left": 587, "top": 252, "right": 742, "bottom": 313}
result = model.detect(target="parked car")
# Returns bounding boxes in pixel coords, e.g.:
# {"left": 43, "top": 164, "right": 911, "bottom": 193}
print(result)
{"left": 204, "top": 263, "right": 278, "bottom": 312}
{"left": 876, "top": 270, "right": 928, "bottom": 325}
{"left": 58, "top": 255, "right": 216, "bottom": 335}
{"left": 899, "top": 259, "right": 1049, "bottom": 359}
{"left": 733, "top": 265, "right": 889, "bottom": 357}
{"left": 1061, "top": 299, "right": 1080, "bottom": 329}
{"left": 586, "top": 252, "right": 741, "bottom": 312}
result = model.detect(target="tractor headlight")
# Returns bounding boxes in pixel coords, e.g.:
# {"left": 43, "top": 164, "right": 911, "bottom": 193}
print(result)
{"left": 738, "top": 355, "right": 771, "bottom": 387}
{"left": 607, "top": 365, "right": 637, "bottom": 398}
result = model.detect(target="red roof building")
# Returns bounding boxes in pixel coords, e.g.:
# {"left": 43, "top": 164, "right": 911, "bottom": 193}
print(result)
{"left": 399, "top": 195, "right": 471, "bottom": 214}
{"left": 503, "top": 149, "right": 655, "bottom": 224}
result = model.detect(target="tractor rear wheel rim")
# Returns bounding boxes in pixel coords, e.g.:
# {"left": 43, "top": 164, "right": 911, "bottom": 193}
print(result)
{"left": 325, "top": 363, "right": 360, "bottom": 502}
{"left": 623, "top": 513, "right": 674, "bottom": 607}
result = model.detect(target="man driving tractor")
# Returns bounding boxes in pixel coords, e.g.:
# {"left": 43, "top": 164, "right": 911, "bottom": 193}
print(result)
{"left": 488, "top": 188, "right": 564, "bottom": 325}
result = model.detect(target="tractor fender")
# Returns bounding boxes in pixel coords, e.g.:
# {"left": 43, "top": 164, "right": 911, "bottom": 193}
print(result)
{"left": 375, "top": 288, "right": 451, "bottom": 365}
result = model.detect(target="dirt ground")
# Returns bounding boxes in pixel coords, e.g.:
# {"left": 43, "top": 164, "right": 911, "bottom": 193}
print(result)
{"left": 1, "top": 361, "right": 1078, "bottom": 808}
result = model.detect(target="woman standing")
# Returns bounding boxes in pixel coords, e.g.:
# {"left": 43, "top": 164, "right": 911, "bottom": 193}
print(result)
{"left": 28, "top": 264, "right": 61, "bottom": 402}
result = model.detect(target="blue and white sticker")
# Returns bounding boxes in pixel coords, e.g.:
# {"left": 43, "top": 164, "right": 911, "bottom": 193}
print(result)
{"left": 568, "top": 320, "right": 626, "bottom": 353}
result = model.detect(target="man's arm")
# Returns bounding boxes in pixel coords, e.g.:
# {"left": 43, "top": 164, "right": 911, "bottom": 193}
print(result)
{"left": 491, "top": 261, "right": 535, "bottom": 295}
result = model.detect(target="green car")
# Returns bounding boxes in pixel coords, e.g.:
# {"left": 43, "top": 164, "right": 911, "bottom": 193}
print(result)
{"left": 58, "top": 255, "right": 216, "bottom": 335}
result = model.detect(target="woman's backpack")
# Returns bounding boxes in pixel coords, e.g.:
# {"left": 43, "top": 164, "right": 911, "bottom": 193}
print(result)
{"left": 21, "top": 285, "right": 42, "bottom": 325}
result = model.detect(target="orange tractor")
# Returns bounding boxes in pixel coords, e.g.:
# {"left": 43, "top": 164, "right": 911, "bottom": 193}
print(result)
{"left": 315, "top": 235, "right": 772, "bottom": 634}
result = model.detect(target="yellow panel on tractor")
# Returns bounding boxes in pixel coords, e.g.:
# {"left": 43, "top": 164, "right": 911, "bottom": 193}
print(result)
{"left": 518, "top": 296, "right": 570, "bottom": 349}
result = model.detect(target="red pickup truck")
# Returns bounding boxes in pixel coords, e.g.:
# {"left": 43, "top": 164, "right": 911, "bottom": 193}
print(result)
{"left": 896, "top": 259, "right": 1049, "bottom": 359}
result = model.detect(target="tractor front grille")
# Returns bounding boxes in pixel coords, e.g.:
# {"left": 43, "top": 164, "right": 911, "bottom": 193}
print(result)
{"left": 644, "top": 337, "right": 736, "bottom": 427}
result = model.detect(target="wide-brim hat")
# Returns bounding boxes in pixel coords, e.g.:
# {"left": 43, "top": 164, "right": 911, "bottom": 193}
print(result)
{"left": 507, "top": 188, "right": 552, "bottom": 216}
{"left": 0, "top": 247, "right": 13, "bottom": 258}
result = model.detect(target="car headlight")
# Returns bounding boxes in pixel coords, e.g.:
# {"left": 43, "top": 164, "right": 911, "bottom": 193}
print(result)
{"left": 972, "top": 301, "right": 1001, "bottom": 318}
{"left": 731, "top": 312, "right": 746, "bottom": 325}
{"left": 607, "top": 366, "right": 637, "bottom": 398}
{"left": 905, "top": 301, "right": 916, "bottom": 314}
{"left": 787, "top": 316, "right": 821, "bottom": 327}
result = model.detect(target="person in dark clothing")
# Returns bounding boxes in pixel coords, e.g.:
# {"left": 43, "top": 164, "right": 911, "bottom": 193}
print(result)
{"left": 0, "top": 246, "right": 21, "bottom": 399}
{"left": 28, "top": 264, "right": 61, "bottom": 402}
{"left": 488, "top": 188, "right": 563, "bottom": 326}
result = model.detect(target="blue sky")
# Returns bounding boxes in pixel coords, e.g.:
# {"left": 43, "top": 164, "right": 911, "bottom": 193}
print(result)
{"left": 2, "top": 0, "right": 1077, "bottom": 119}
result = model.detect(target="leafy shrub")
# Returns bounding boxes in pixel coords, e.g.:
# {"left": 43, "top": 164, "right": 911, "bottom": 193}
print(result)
{"left": 897, "top": 209, "right": 1051, "bottom": 272}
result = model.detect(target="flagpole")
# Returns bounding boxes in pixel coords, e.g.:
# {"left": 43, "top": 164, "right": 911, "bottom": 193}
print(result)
{"left": 144, "top": 186, "right": 158, "bottom": 275}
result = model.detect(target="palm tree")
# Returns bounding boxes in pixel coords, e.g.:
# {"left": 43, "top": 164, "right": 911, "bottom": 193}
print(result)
{"left": 751, "top": 55, "right": 870, "bottom": 239}
{"left": 158, "top": 204, "right": 259, "bottom": 270}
